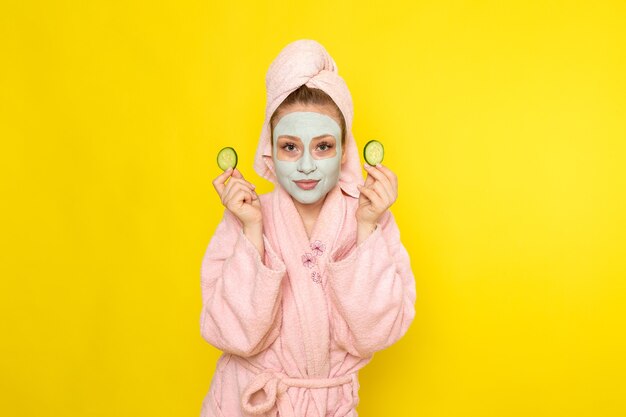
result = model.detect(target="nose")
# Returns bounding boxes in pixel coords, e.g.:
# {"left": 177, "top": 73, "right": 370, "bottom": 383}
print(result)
{"left": 297, "top": 150, "right": 316, "bottom": 175}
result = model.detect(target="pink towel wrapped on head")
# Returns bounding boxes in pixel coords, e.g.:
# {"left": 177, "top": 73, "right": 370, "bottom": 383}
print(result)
{"left": 200, "top": 39, "right": 416, "bottom": 417}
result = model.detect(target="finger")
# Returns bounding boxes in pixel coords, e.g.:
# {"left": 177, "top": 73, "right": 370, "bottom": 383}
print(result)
{"left": 222, "top": 182, "right": 253, "bottom": 207}
{"left": 367, "top": 183, "right": 387, "bottom": 207}
{"left": 212, "top": 167, "right": 234, "bottom": 196}
{"left": 358, "top": 186, "right": 383, "bottom": 210}
{"left": 227, "top": 189, "right": 254, "bottom": 210}
{"left": 373, "top": 180, "right": 394, "bottom": 204}
{"left": 358, "top": 184, "right": 371, "bottom": 204}
{"left": 228, "top": 170, "right": 256, "bottom": 190}
{"left": 364, "top": 164, "right": 392, "bottom": 191}
{"left": 365, "top": 166, "right": 393, "bottom": 203}
{"left": 221, "top": 180, "right": 235, "bottom": 205}
{"left": 225, "top": 177, "right": 256, "bottom": 192}
{"left": 242, "top": 189, "right": 256, "bottom": 205}
{"left": 363, "top": 173, "right": 375, "bottom": 187}
{"left": 238, "top": 189, "right": 253, "bottom": 205}
{"left": 224, "top": 182, "right": 255, "bottom": 207}
{"left": 376, "top": 164, "right": 398, "bottom": 189}
{"left": 231, "top": 168, "right": 245, "bottom": 180}
{"left": 221, "top": 178, "right": 255, "bottom": 204}
{"left": 358, "top": 185, "right": 383, "bottom": 208}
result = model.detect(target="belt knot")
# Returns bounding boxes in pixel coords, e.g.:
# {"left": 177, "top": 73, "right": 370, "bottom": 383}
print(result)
{"left": 235, "top": 356, "right": 356, "bottom": 417}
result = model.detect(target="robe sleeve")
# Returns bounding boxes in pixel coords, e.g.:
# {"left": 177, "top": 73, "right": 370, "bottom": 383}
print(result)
{"left": 200, "top": 209, "right": 286, "bottom": 357}
{"left": 326, "top": 210, "right": 417, "bottom": 358}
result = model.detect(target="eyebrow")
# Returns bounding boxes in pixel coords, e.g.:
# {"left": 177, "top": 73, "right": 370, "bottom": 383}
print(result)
{"left": 277, "top": 134, "right": 335, "bottom": 141}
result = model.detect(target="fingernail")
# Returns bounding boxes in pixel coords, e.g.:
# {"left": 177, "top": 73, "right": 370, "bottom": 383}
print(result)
{"left": 363, "top": 163, "right": 371, "bottom": 169}
{"left": 376, "top": 163, "right": 382, "bottom": 168}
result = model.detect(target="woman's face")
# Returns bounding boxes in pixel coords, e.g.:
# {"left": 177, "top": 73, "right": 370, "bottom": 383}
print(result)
{"left": 271, "top": 103, "right": 347, "bottom": 205}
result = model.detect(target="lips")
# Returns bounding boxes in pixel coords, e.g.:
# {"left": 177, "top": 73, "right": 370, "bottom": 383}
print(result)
{"left": 293, "top": 180, "right": 320, "bottom": 190}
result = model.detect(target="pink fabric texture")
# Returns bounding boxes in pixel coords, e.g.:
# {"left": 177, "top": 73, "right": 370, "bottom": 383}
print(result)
{"left": 200, "top": 39, "right": 416, "bottom": 417}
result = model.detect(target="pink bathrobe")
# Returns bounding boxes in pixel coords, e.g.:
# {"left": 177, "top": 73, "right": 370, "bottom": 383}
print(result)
{"left": 199, "top": 40, "right": 416, "bottom": 417}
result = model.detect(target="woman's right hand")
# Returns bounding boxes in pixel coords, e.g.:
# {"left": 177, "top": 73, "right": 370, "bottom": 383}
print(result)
{"left": 212, "top": 167, "right": 263, "bottom": 228}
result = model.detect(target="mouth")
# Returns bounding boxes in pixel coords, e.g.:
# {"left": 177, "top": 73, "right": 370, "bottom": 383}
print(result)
{"left": 293, "top": 180, "right": 320, "bottom": 190}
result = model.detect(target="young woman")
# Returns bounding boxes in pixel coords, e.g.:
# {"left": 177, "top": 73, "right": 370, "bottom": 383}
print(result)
{"left": 200, "top": 39, "right": 416, "bottom": 417}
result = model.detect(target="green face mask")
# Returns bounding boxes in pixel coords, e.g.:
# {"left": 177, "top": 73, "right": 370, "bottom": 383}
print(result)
{"left": 272, "top": 112, "right": 343, "bottom": 204}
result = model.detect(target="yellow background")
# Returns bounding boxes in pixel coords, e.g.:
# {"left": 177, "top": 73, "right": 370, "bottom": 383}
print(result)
{"left": 1, "top": 0, "right": 625, "bottom": 416}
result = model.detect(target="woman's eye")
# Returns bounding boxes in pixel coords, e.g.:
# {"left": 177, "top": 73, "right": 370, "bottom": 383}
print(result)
{"left": 283, "top": 143, "right": 297, "bottom": 152}
{"left": 317, "top": 142, "right": 333, "bottom": 151}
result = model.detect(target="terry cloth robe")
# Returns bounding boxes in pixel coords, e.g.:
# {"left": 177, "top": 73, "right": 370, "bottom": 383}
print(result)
{"left": 200, "top": 38, "right": 417, "bottom": 417}
{"left": 199, "top": 183, "right": 416, "bottom": 417}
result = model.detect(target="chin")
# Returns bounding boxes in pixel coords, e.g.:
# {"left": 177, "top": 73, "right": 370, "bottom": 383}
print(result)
{"left": 293, "top": 195, "right": 323, "bottom": 205}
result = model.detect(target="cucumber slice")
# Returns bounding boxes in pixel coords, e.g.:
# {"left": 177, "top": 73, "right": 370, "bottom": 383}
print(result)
{"left": 363, "top": 140, "right": 384, "bottom": 165}
{"left": 217, "top": 147, "right": 238, "bottom": 171}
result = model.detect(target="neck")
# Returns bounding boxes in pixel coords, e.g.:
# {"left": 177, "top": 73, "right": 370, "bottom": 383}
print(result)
{"left": 292, "top": 194, "right": 326, "bottom": 222}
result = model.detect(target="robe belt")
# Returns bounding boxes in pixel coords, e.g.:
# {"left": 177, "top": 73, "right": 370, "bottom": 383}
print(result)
{"left": 233, "top": 356, "right": 358, "bottom": 417}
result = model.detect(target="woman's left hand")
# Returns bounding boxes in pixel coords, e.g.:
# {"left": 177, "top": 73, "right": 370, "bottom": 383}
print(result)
{"left": 356, "top": 163, "right": 398, "bottom": 228}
